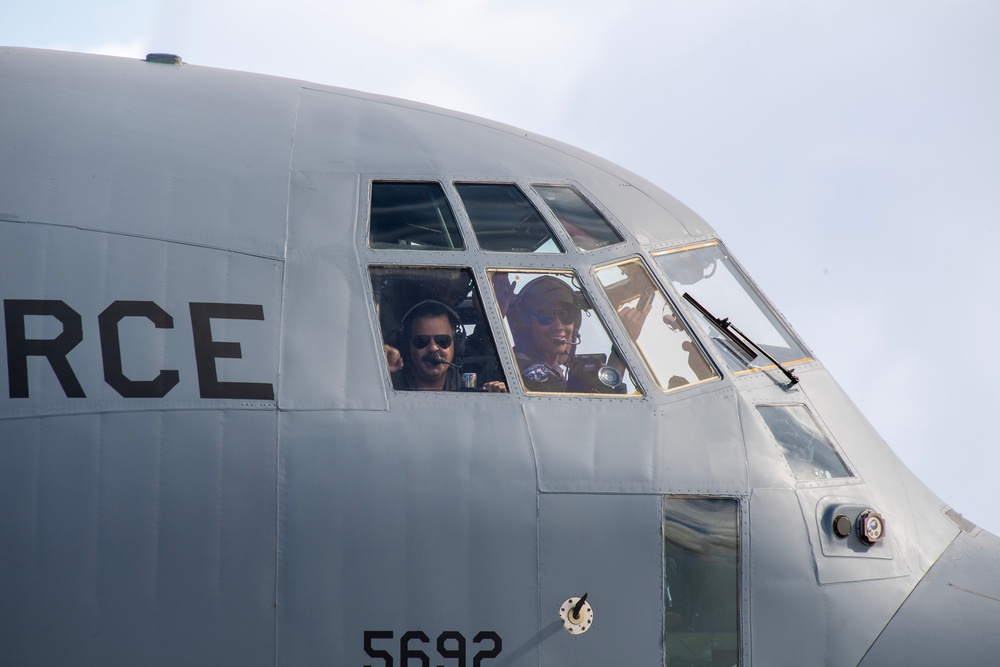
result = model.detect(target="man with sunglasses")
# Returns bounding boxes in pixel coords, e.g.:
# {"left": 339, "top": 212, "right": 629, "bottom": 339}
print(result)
{"left": 386, "top": 300, "right": 506, "bottom": 392}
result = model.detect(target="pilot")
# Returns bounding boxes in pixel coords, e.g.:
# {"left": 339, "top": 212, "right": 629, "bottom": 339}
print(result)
{"left": 384, "top": 300, "right": 506, "bottom": 392}
{"left": 506, "top": 276, "right": 583, "bottom": 392}
{"left": 506, "top": 274, "right": 653, "bottom": 393}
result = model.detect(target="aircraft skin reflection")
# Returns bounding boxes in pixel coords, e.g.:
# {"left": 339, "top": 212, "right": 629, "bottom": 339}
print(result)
{"left": 1, "top": 46, "right": 998, "bottom": 666}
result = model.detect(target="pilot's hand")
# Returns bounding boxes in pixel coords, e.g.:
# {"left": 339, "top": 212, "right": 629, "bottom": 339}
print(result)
{"left": 481, "top": 380, "right": 507, "bottom": 393}
{"left": 619, "top": 296, "right": 653, "bottom": 341}
{"left": 492, "top": 273, "right": 515, "bottom": 317}
{"left": 384, "top": 344, "right": 403, "bottom": 372}
{"left": 682, "top": 341, "right": 714, "bottom": 380}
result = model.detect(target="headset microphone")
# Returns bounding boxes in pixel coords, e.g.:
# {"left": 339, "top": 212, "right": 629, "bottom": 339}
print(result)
{"left": 427, "top": 353, "right": 460, "bottom": 368}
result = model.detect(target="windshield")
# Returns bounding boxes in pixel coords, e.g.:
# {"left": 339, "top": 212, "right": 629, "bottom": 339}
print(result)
{"left": 594, "top": 259, "right": 718, "bottom": 391}
{"left": 654, "top": 242, "right": 809, "bottom": 372}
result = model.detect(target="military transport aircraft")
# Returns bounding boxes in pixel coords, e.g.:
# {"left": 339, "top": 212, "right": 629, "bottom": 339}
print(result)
{"left": 1, "top": 46, "right": 998, "bottom": 666}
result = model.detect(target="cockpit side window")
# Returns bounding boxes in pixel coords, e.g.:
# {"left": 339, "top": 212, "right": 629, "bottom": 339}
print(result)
{"left": 757, "top": 404, "right": 852, "bottom": 480}
{"left": 663, "top": 497, "right": 740, "bottom": 667}
{"left": 489, "top": 270, "right": 641, "bottom": 396}
{"left": 370, "top": 266, "right": 507, "bottom": 392}
{"left": 532, "top": 185, "right": 624, "bottom": 252}
{"left": 454, "top": 183, "right": 564, "bottom": 253}
{"left": 369, "top": 181, "right": 465, "bottom": 250}
{"left": 653, "top": 242, "right": 810, "bottom": 374}
{"left": 595, "top": 259, "right": 719, "bottom": 391}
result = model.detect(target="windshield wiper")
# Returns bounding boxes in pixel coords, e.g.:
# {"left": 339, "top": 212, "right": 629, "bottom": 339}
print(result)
{"left": 683, "top": 292, "right": 799, "bottom": 389}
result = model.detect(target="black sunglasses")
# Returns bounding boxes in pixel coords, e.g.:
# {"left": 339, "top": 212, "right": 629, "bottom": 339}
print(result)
{"left": 532, "top": 309, "right": 575, "bottom": 326}
{"left": 412, "top": 334, "right": 453, "bottom": 349}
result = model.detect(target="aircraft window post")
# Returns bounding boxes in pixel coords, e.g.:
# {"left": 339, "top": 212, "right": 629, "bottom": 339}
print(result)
{"left": 454, "top": 183, "right": 564, "bottom": 253}
{"left": 489, "top": 269, "right": 641, "bottom": 396}
{"left": 594, "top": 259, "right": 718, "bottom": 392}
{"left": 532, "top": 185, "right": 624, "bottom": 252}
{"left": 369, "top": 266, "right": 507, "bottom": 393}
{"left": 369, "top": 181, "right": 466, "bottom": 250}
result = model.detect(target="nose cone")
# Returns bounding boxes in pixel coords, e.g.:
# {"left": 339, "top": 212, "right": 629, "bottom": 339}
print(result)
{"left": 860, "top": 529, "right": 1000, "bottom": 664}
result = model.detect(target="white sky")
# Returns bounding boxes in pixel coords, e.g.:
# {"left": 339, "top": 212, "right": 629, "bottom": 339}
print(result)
{"left": 4, "top": 1, "right": 999, "bottom": 532}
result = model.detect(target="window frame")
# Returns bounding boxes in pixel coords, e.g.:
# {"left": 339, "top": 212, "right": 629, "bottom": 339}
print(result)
{"left": 453, "top": 181, "right": 566, "bottom": 254}
{"left": 593, "top": 256, "right": 720, "bottom": 393}
{"left": 662, "top": 495, "right": 746, "bottom": 667}
{"left": 755, "top": 402, "right": 856, "bottom": 483}
{"left": 651, "top": 240, "right": 813, "bottom": 378}
{"left": 367, "top": 180, "right": 467, "bottom": 251}
{"left": 531, "top": 183, "right": 627, "bottom": 253}
{"left": 487, "top": 267, "right": 645, "bottom": 398}
{"left": 368, "top": 264, "right": 509, "bottom": 395}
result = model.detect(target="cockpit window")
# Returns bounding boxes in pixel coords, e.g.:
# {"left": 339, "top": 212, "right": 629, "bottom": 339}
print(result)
{"left": 489, "top": 270, "right": 640, "bottom": 395}
{"left": 595, "top": 259, "right": 719, "bottom": 391}
{"left": 663, "top": 497, "right": 740, "bottom": 667}
{"left": 369, "top": 182, "right": 465, "bottom": 250}
{"left": 454, "top": 183, "right": 563, "bottom": 253}
{"left": 757, "top": 404, "right": 852, "bottom": 480}
{"left": 370, "top": 266, "right": 507, "bottom": 392}
{"left": 532, "top": 185, "right": 624, "bottom": 252}
{"left": 653, "top": 242, "right": 810, "bottom": 374}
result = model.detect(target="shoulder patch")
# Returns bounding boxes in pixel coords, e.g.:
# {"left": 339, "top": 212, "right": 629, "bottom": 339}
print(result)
{"left": 524, "top": 364, "right": 552, "bottom": 382}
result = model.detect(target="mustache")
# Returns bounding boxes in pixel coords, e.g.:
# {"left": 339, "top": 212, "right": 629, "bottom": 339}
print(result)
{"left": 424, "top": 352, "right": 459, "bottom": 368}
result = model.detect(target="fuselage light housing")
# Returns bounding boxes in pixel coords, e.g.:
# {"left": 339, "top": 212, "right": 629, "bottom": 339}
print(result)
{"left": 857, "top": 509, "right": 886, "bottom": 546}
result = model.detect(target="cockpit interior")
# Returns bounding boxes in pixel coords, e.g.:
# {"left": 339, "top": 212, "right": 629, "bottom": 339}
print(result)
{"left": 366, "top": 179, "right": 810, "bottom": 398}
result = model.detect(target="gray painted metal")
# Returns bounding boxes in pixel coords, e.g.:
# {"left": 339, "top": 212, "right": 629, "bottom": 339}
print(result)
{"left": 1, "top": 46, "right": 997, "bottom": 666}
{"left": 860, "top": 529, "right": 1000, "bottom": 665}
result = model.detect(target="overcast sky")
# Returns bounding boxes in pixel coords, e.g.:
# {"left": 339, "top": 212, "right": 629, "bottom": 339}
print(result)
{"left": 4, "top": 1, "right": 999, "bottom": 532}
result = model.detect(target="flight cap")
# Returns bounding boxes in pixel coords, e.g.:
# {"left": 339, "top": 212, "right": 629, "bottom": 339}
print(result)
{"left": 519, "top": 275, "right": 579, "bottom": 311}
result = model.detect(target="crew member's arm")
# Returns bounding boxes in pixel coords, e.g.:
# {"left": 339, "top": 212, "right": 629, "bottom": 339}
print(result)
{"left": 607, "top": 297, "right": 653, "bottom": 380}
{"left": 384, "top": 344, "right": 403, "bottom": 372}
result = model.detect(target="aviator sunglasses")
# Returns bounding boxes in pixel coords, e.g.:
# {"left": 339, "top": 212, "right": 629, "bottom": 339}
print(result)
{"left": 411, "top": 334, "right": 454, "bottom": 349}
{"left": 532, "top": 308, "right": 576, "bottom": 326}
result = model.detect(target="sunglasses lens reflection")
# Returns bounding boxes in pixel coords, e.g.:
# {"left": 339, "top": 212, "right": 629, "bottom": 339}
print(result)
{"left": 412, "top": 335, "right": 453, "bottom": 349}
{"left": 534, "top": 309, "right": 573, "bottom": 326}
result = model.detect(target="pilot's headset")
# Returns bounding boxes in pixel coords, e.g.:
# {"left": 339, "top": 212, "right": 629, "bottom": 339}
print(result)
{"left": 668, "top": 252, "right": 718, "bottom": 285}
{"left": 507, "top": 276, "right": 583, "bottom": 350}
{"left": 396, "top": 299, "right": 467, "bottom": 362}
